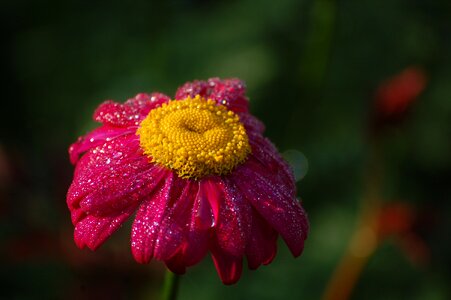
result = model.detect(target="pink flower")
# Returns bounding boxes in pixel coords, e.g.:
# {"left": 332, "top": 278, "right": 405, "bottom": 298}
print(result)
{"left": 67, "top": 78, "right": 309, "bottom": 284}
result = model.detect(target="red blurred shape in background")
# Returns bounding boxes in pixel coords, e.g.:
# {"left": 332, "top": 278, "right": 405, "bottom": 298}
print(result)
{"left": 376, "top": 67, "right": 427, "bottom": 117}
{"left": 371, "top": 67, "right": 427, "bottom": 134}
{"left": 377, "top": 202, "right": 431, "bottom": 266}
{"left": 378, "top": 202, "right": 415, "bottom": 237}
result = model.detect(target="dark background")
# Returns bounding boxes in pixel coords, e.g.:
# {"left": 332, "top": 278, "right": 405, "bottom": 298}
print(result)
{"left": 1, "top": 0, "right": 451, "bottom": 299}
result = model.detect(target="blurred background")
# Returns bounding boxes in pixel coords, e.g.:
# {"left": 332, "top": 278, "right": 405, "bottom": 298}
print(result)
{"left": 1, "top": 0, "right": 451, "bottom": 299}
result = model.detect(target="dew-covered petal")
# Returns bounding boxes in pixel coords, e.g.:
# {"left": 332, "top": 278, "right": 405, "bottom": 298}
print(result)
{"left": 153, "top": 182, "right": 196, "bottom": 264}
{"left": 238, "top": 112, "right": 265, "bottom": 135}
{"left": 176, "top": 182, "right": 213, "bottom": 265}
{"left": 210, "top": 240, "right": 243, "bottom": 285}
{"left": 79, "top": 165, "right": 167, "bottom": 217}
{"left": 69, "top": 126, "right": 135, "bottom": 164}
{"left": 201, "top": 179, "right": 220, "bottom": 227}
{"left": 174, "top": 80, "right": 209, "bottom": 100}
{"left": 248, "top": 132, "right": 296, "bottom": 195}
{"left": 93, "top": 92, "right": 170, "bottom": 127}
{"left": 70, "top": 206, "right": 86, "bottom": 224}
{"left": 130, "top": 173, "right": 185, "bottom": 264}
{"left": 152, "top": 177, "right": 191, "bottom": 261}
{"left": 164, "top": 181, "right": 214, "bottom": 271}
{"left": 246, "top": 211, "right": 278, "bottom": 270}
{"left": 175, "top": 78, "right": 249, "bottom": 113}
{"left": 243, "top": 156, "right": 293, "bottom": 200}
{"left": 74, "top": 204, "right": 137, "bottom": 251}
{"left": 67, "top": 134, "right": 164, "bottom": 219}
{"left": 208, "top": 178, "right": 252, "bottom": 257}
{"left": 233, "top": 166, "right": 309, "bottom": 257}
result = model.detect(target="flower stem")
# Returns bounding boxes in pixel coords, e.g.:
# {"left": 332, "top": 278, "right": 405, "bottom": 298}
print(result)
{"left": 161, "top": 270, "right": 180, "bottom": 300}
{"left": 322, "top": 142, "right": 383, "bottom": 300}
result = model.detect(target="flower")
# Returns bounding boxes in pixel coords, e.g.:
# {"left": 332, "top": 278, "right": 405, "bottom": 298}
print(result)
{"left": 375, "top": 67, "right": 426, "bottom": 117}
{"left": 371, "top": 67, "right": 427, "bottom": 132}
{"left": 67, "top": 78, "right": 309, "bottom": 284}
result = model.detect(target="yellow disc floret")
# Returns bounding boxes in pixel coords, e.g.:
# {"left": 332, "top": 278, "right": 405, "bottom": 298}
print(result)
{"left": 137, "top": 95, "right": 251, "bottom": 179}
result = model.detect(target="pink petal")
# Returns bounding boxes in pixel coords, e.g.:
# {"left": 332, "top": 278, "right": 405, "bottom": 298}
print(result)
{"left": 70, "top": 206, "right": 86, "bottom": 224}
{"left": 93, "top": 92, "right": 170, "bottom": 127}
{"left": 164, "top": 181, "right": 214, "bottom": 271}
{"left": 238, "top": 112, "right": 265, "bottom": 135}
{"left": 246, "top": 210, "right": 278, "bottom": 270}
{"left": 67, "top": 134, "right": 162, "bottom": 219}
{"left": 201, "top": 179, "right": 220, "bottom": 226}
{"left": 69, "top": 126, "right": 134, "bottom": 164}
{"left": 248, "top": 132, "right": 296, "bottom": 194}
{"left": 209, "top": 177, "right": 252, "bottom": 257}
{"left": 81, "top": 166, "right": 167, "bottom": 217}
{"left": 210, "top": 240, "right": 243, "bottom": 285}
{"left": 152, "top": 178, "right": 193, "bottom": 261}
{"left": 74, "top": 204, "right": 137, "bottom": 250}
{"left": 175, "top": 78, "right": 249, "bottom": 113}
{"left": 153, "top": 183, "right": 196, "bottom": 265}
{"left": 130, "top": 172, "right": 185, "bottom": 264}
{"left": 233, "top": 165, "right": 309, "bottom": 257}
{"left": 174, "top": 80, "right": 209, "bottom": 100}
{"left": 165, "top": 254, "right": 187, "bottom": 274}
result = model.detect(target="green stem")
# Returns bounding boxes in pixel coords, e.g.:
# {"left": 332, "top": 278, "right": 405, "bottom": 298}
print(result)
{"left": 161, "top": 270, "right": 180, "bottom": 300}
{"left": 322, "top": 141, "right": 384, "bottom": 300}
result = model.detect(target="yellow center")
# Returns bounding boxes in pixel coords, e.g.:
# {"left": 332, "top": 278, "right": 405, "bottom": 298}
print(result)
{"left": 137, "top": 95, "right": 251, "bottom": 179}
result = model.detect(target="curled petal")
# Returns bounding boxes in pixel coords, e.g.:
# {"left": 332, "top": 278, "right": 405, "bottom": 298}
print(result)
{"left": 74, "top": 204, "right": 137, "bottom": 250}
{"left": 234, "top": 166, "right": 309, "bottom": 257}
{"left": 246, "top": 211, "right": 278, "bottom": 270}
{"left": 164, "top": 182, "right": 214, "bottom": 272}
{"left": 209, "top": 178, "right": 252, "bottom": 257}
{"left": 210, "top": 240, "right": 243, "bottom": 285}
{"left": 201, "top": 179, "right": 220, "bottom": 227}
{"left": 70, "top": 206, "right": 86, "bottom": 225}
{"left": 175, "top": 78, "right": 249, "bottom": 113}
{"left": 174, "top": 80, "right": 209, "bottom": 100}
{"left": 130, "top": 173, "right": 186, "bottom": 264}
{"left": 79, "top": 165, "right": 167, "bottom": 217}
{"left": 67, "top": 135, "right": 163, "bottom": 219}
{"left": 205, "top": 177, "right": 250, "bottom": 284}
{"left": 69, "top": 126, "right": 134, "bottom": 164}
{"left": 94, "top": 92, "right": 170, "bottom": 127}
{"left": 154, "top": 185, "right": 196, "bottom": 267}
{"left": 152, "top": 179, "right": 194, "bottom": 261}
{"left": 248, "top": 132, "right": 296, "bottom": 195}
{"left": 238, "top": 112, "right": 265, "bottom": 135}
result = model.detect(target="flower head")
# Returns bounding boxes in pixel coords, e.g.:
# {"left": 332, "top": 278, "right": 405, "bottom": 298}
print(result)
{"left": 67, "top": 78, "right": 309, "bottom": 284}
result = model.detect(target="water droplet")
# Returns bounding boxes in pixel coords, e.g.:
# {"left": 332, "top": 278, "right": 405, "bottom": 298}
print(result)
{"left": 283, "top": 149, "right": 309, "bottom": 181}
